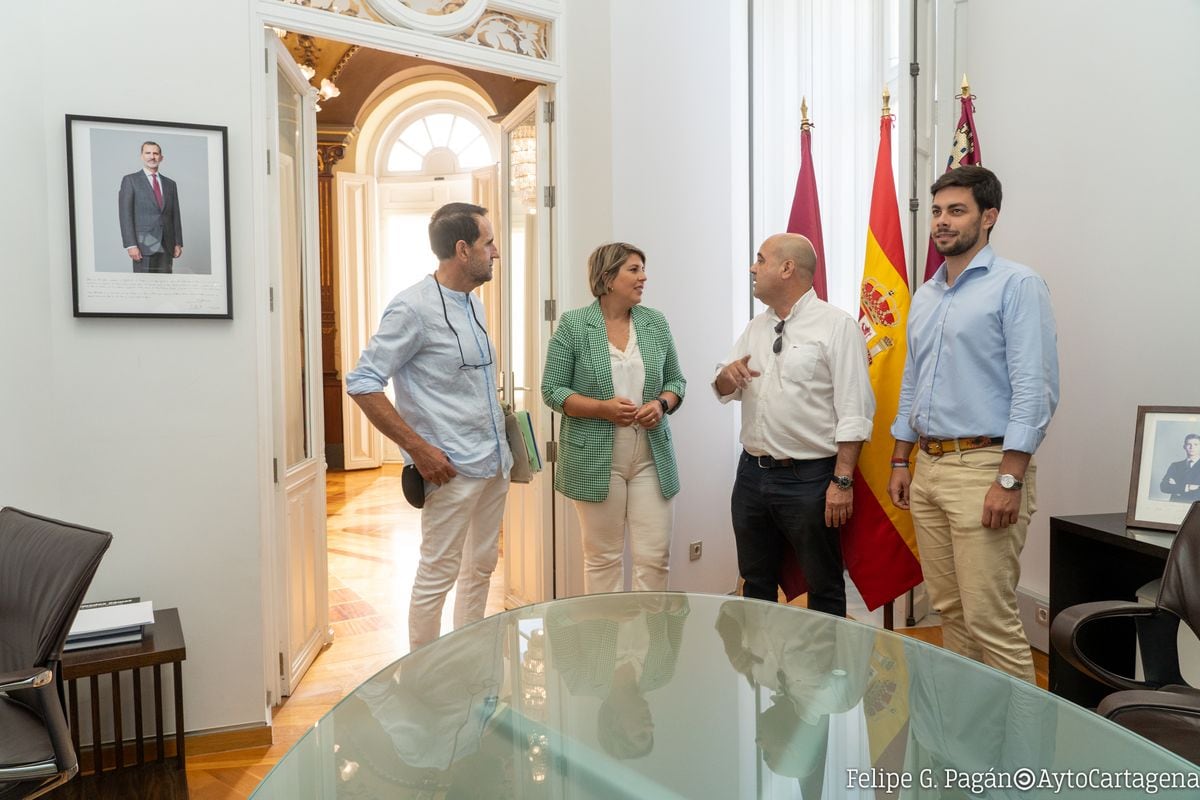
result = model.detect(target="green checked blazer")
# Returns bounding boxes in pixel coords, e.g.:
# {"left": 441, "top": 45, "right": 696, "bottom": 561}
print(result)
{"left": 542, "top": 302, "right": 686, "bottom": 502}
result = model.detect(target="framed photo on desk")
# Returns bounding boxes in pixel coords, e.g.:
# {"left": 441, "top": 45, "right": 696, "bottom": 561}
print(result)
{"left": 1127, "top": 405, "right": 1200, "bottom": 531}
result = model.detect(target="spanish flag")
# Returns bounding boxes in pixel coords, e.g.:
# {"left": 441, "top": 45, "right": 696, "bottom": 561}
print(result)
{"left": 841, "top": 107, "right": 923, "bottom": 610}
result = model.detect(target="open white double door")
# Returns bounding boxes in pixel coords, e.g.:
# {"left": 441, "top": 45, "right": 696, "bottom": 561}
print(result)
{"left": 265, "top": 35, "right": 558, "bottom": 697}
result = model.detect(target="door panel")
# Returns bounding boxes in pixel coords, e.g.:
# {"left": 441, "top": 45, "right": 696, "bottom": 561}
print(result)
{"left": 269, "top": 34, "right": 329, "bottom": 696}
{"left": 336, "top": 172, "right": 383, "bottom": 470}
{"left": 500, "top": 88, "right": 556, "bottom": 608}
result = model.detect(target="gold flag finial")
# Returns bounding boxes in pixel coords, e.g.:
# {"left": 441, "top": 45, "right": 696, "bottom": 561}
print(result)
{"left": 882, "top": 86, "right": 891, "bottom": 117}
{"left": 801, "top": 96, "right": 812, "bottom": 131}
{"left": 960, "top": 73, "right": 971, "bottom": 97}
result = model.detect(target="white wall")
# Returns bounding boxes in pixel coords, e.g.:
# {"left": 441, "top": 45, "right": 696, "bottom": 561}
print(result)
{"left": 607, "top": 0, "right": 751, "bottom": 593}
{"left": 957, "top": 0, "right": 1200, "bottom": 597}
{"left": 2, "top": 0, "right": 267, "bottom": 732}
{"left": 556, "top": 2, "right": 750, "bottom": 595}
{"left": 1, "top": 4, "right": 54, "bottom": 500}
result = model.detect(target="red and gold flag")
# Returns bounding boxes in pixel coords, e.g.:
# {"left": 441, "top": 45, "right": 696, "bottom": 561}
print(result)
{"left": 786, "top": 108, "right": 828, "bottom": 300}
{"left": 780, "top": 109, "right": 828, "bottom": 602}
{"left": 923, "top": 81, "right": 983, "bottom": 281}
{"left": 841, "top": 109, "right": 922, "bottom": 610}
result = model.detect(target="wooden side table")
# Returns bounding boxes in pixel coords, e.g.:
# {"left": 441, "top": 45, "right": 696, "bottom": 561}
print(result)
{"left": 60, "top": 607, "right": 187, "bottom": 772}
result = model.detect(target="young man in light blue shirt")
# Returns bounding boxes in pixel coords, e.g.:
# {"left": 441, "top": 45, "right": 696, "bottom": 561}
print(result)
{"left": 347, "top": 202, "right": 511, "bottom": 650}
{"left": 888, "top": 166, "right": 1059, "bottom": 683}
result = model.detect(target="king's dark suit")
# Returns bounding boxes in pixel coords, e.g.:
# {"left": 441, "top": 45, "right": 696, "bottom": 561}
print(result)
{"left": 1161, "top": 458, "right": 1200, "bottom": 503}
{"left": 118, "top": 170, "right": 182, "bottom": 273}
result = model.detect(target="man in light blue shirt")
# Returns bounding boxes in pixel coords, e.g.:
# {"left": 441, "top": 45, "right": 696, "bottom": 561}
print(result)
{"left": 888, "top": 166, "right": 1059, "bottom": 683}
{"left": 347, "top": 202, "right": 512, "bottom": 650}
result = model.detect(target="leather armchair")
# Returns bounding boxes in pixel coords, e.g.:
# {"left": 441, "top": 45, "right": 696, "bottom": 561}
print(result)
{"left": 0, "top": 507, "right": 112, "bottom": 799}
{"left": 1051, "top": 501, "right": 1200, "bottom": 764}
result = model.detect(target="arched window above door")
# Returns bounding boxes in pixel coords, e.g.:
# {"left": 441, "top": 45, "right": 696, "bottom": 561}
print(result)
{"left": 384, "top": 108, "right": 495, "bottom": 175}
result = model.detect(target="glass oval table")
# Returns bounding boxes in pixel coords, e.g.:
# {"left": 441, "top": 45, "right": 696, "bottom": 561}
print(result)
{"left": 251, "top": 593, "right": 1200, "bottom": 798}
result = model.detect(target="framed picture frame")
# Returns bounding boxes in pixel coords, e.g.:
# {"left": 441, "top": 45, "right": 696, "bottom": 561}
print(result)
{"left": 65, "top": 115, "right": 232, "bottom": 318}
{"left": 1127, "top": 405, "right": 1200, "bottom": 531}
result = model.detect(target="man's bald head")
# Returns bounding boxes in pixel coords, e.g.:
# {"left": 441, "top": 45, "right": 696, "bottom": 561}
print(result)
{"left": 771, "top": 233, "right": 817, "bottom": 278}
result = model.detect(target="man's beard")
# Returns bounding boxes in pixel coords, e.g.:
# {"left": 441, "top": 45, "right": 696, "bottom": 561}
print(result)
{"left": 933, "top": 225, "right": 980, "bottom": 257}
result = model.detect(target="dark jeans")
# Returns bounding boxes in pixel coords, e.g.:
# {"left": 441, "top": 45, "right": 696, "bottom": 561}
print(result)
{"left": 731, "top": 451, "right": 845, "bottom": 616}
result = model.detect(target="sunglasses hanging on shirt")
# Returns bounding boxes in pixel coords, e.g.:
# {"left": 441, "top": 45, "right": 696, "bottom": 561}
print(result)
{"left": 772, "top": 319, "right": 785, "bottom": 354}
{"left": 433, "top": 274, "right": 494, "bottom": 370}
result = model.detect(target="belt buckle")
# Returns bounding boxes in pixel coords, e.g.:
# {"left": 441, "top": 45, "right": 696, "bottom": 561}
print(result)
{"left": 925, "top": 438, "right": 943, "bottom": 456}
{"left": 757, "top": 455, "right": 772, "bottom": 469}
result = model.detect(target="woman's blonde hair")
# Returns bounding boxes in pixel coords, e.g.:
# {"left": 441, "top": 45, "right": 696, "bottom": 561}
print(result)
{"left": 587, "top": 242, "right": 646, "bottom": 298}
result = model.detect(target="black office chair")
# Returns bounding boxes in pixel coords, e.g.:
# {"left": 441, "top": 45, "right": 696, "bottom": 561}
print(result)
{"left": 1051, "top": 501, "right": 1200, "bottom": 763}
{"left": 0, "top": 507, "right": 112, "bottom": 799}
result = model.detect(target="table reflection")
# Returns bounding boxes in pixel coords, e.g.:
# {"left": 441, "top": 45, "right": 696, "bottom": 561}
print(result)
{"left": 252, "top": 593, "right": 1200, "bottom": 800}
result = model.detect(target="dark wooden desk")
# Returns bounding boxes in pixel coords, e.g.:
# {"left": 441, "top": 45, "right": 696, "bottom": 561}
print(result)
{"left": 61, "top": 607, "right": 187, "bottom": 773}
{"left": 1049, "top": 514, "right": 1174, "bottom": 708}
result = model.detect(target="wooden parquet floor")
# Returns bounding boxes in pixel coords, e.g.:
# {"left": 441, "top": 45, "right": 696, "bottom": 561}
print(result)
{"left": 61, "top": 464, "right": 1048, "bottom": 797}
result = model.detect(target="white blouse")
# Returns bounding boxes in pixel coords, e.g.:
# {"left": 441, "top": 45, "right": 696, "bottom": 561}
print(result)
{"left": 609, "top": 322, "right": 646, "bottom": 405}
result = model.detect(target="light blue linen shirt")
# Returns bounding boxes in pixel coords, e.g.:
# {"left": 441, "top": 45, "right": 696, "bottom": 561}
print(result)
{"left": 346, "top": 275, "right": 511, "bottom": 478}
{"left": 891, "top": 244, "right": 1059, "bottom": 454}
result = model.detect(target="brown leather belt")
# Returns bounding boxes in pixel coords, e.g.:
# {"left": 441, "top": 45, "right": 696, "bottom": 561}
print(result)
{"left": 918, "top": 436, "right": 1003, "bottom": 456}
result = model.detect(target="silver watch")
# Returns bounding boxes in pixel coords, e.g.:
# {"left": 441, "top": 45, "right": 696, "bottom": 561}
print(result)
{"left": 831, "top": 475, "right": 854, "bottom": 490}
{"left": 996, "top": 473, "right": 1024, "bottom": 490}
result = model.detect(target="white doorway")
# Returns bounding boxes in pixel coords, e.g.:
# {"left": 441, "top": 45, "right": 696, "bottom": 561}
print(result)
{"left": 252, "top": 5, "right": 567, "bottom": 704}
{"left": 265, "top": 32, "right": 331, "bottom": 698}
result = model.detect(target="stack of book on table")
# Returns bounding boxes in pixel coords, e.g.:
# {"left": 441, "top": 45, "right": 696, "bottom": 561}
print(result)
{"left": 65, "top": 597, "right": 154, "bottom": 651}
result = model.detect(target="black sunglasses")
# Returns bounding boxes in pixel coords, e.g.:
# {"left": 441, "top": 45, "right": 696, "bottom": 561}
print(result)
{"left": 772, "top": 319, "right": 785, "bottom": 354}
{"left": 433, "top": 274, "right": 494, "bottom": 370}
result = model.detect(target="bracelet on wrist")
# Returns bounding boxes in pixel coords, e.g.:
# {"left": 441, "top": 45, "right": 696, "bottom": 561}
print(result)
{"left": 890, "top": 459, "right": 910, "bottom": 468}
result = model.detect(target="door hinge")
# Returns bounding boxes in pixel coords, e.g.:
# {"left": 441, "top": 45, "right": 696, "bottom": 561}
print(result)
{"left": 543, "top": 100, "right": 555, "bottom": 123}
{"left": 543, "top": 299, "right": 557, "bottom": 321}
{"left": 278, "top": 652, "right": 285, "bottom": 679}
{"left": 909, "top": 198, "right": 920, "bottom": 212}
{"left": 265, "top": 48, "right": 270, "bottom": 74}
{"left": 269, "top": 286, "right": 275, "bottom": 312}
{"left": 267, "top": 150, "right": 272, "bottom": 175}
{"left": 910, "top": 61, "right": 920, "bottom": 77}
{"left": 544, "top": 185, "right": 555, "bottom": 208}
{"left": 272, "top": 458, "right": 279, "bottom": 484}
{"left": 545, "top": 441, "right": 558, "bottom": 463}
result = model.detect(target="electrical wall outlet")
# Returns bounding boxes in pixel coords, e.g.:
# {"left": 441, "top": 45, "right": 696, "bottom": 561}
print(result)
{"left": 689, "top": 540, "right": 703, "bottom": 561}
{"left": 1035, "top": 604, "right": 1050, "bottom": 626}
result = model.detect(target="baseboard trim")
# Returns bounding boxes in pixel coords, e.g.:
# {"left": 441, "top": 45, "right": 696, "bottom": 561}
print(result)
{"left": 78, "top": 721, "right": 272, "bottom": 774}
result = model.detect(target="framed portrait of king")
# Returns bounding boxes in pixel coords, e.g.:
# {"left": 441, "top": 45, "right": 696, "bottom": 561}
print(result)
{"left": 66, "top": 115, "right": 232, "bottom": 318}
{"left": 1127, "top": 405, "right": 1200, "bottom": 531}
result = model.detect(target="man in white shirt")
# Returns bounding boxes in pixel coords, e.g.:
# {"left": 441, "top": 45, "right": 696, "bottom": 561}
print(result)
{"left": 347, "top": 202, "right": 511, "bottom": 649}
{"left": 713, "top": 234, "right": 874, "bottom": 616}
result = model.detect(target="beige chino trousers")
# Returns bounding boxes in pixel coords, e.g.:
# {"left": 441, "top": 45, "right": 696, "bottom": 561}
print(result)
{"left": 910, "top": 447, "right": 1038, "bottom": 683}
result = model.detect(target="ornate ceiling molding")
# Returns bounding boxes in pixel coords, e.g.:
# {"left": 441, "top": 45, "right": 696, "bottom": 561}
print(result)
{"left": 362, "top": 0, "right": 488, "bottom": 34}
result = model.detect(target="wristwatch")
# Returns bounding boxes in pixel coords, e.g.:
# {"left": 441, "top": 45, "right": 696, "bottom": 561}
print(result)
{"left": 831, "top": 475, "right": 854, "bottom": 490}
{"left": 996, "top": 473, "right": 1024, "bottom": 490}
{"left": 656, "top": 397, "right": 670, "bottom": 415}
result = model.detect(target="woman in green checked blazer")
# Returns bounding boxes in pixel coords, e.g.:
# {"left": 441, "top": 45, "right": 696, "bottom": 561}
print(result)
{"left": 542, "top": 242, "right": 686, "bottom": 594}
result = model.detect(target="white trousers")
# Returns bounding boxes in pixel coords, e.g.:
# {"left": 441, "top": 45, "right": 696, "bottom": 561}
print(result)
{"left": 409, "top": 469, "right": 509, "bottom": 650}
{"left": 573, "top": 426, "right": 673, "bottom": 594}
